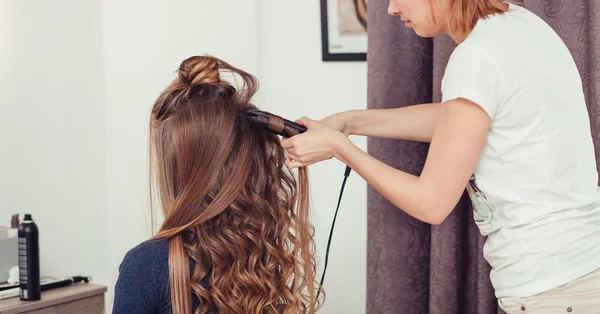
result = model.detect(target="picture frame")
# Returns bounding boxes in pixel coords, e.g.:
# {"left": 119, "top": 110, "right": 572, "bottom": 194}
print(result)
{"left": 320, "top": 0, "right": 368, "bottom": 62}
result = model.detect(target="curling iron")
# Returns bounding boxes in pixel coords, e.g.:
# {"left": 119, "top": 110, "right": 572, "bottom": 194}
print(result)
{"left": 246, "top": 109, "right": 352, "bottom": 299}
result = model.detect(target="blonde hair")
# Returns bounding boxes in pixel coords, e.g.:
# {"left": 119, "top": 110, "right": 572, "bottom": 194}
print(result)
{"left": 439, "top": 0, "right": 510, "bottom": 35}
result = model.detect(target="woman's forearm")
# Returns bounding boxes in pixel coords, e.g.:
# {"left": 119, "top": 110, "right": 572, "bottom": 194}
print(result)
{"left": 344, "top": 103, "right": 441, "bottom": 142}
{"left": 332, "top": 136, "right": 445, "bottom": 225}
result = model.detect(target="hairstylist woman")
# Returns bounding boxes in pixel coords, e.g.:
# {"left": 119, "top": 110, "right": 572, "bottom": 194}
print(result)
{"left": 282, "top": 1, "right": 600, "bottom": 313}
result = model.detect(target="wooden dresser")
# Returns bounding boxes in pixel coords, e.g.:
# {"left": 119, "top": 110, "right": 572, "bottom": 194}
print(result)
{"left": 0, "top": 284, "right": 106, "bottom": 314}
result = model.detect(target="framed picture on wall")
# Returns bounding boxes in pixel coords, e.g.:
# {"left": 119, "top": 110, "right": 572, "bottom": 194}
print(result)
{"left": 320, "top": 0, "right": 368, "bottom": 61}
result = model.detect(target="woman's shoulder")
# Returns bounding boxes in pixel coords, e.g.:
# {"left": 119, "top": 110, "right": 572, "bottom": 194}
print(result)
{"left": 116, "top": 238, "right": 171, "bottom": 294}
{"left": 120, "top": 238, "right": 170, "bottom": 275}
{"left": 113, "top": 238, "right": 171, "bottom": 313}
{"left": 124, "top": 238, "right": 169, "bottom": 260}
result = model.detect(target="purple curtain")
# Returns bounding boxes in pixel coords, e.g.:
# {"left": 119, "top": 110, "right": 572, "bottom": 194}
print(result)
{"left": 366, "top": 1, "right": 600, "bottom": 313}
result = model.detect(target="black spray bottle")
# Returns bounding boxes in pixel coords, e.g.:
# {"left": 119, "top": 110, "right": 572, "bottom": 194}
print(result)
{"left": 18, "top": 214, "right": 41, "bottom": 301}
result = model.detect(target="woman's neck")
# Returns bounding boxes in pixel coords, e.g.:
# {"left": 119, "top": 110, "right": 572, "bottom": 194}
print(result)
{"left": 448, "top": 2, "right": 509, "bottom": 44}
{"left": 447, "top": 29, "right": 471, "bottom": 45}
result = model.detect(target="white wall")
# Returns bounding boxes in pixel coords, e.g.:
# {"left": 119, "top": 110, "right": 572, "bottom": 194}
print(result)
{"left": 0, "top": 0, "right": 108, "bottom": 283}
{"left": 2, "top": 1, "right": 367, "bottom": 313}
{"left": 257, "top": 2, "right": 367, "bottom": 313}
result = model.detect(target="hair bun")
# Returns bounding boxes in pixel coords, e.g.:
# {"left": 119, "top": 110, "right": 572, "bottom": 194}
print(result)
{"left": 178, "top": 55, "right": 221, "bottom": 86}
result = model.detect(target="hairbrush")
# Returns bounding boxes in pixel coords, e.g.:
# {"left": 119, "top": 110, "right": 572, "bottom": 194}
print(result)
{"left": 245, "top": 109, "right": 307, "bottom": 138}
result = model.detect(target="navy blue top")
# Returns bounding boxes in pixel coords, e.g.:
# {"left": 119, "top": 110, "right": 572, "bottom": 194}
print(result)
{"left": 112, "top": 239, "right": 210, "bottom": 314}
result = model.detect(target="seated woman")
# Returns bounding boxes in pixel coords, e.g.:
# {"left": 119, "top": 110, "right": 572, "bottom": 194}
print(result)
{"left": 112, "top": 55, "right": 322, "bottom": 314}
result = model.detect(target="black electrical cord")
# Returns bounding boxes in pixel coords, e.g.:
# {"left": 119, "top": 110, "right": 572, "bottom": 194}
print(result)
{"left": 316, "top": 165, "right": 352, "bottom": 300}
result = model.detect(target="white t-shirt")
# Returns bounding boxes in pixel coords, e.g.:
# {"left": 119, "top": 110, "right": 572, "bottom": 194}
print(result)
{"left": 441, "top": 3, "right": 600, "bottom": 298}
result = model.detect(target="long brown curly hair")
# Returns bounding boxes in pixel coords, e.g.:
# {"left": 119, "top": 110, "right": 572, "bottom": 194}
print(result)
{"left": 148, "top": 55, "right": 322, "bottom": 313}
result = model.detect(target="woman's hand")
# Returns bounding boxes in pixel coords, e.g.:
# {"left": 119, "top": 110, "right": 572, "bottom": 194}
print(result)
{"left": 281, "top": 117, "right": 348, "bottom": 169}
{"left": 319, "top": 112, "right": 351, "bottom": 137}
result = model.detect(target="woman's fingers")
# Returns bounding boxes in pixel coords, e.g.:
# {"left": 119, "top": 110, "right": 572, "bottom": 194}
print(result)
{"left": 286, "top": 146, "right": 332, "bottom": 165}
{"left": 285, "top": 156, "right": 308, "bottom": 169}
{"left": 288, "top": 152, "right": 322, "bottom": 164}
{"left": 286, "top": 147, "right": 300, "bottom": 156}
{"left": 295, "top": 116, "right": 314, "bottom": 127}
{"left": 287, "top": 153, "right": 302, "bottom": 162}
{"left": 280, "top": 137, "right": 295, "bottom": 149}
